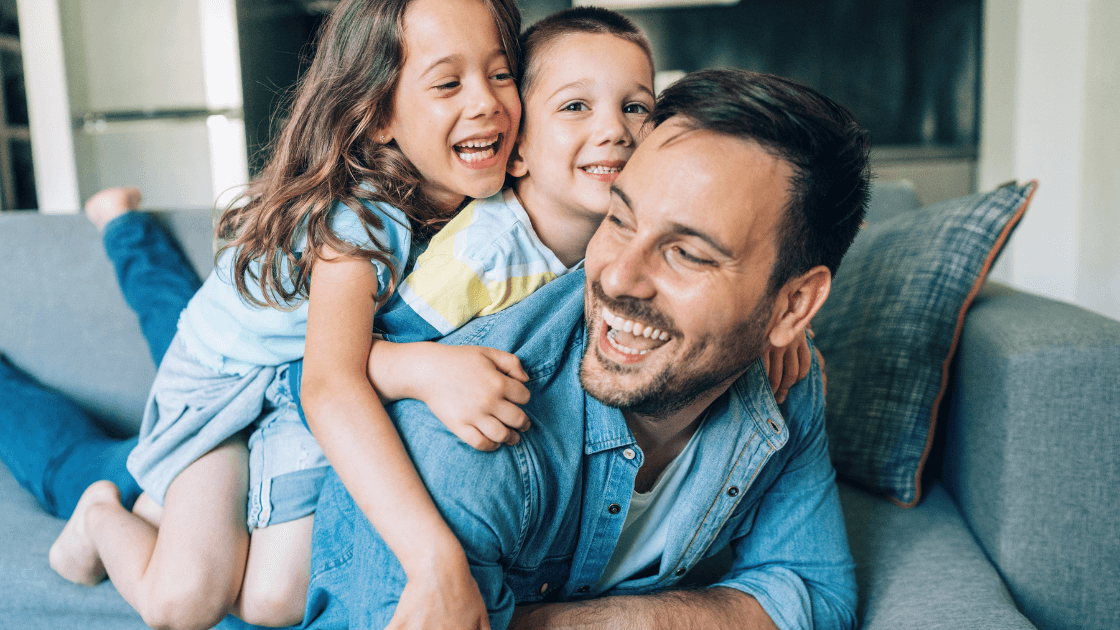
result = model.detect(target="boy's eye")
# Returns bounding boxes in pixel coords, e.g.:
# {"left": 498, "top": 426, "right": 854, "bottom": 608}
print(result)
{"left": 562, "top": 101, "right": 589, "bottom": 112}
{"left": 624, "top": 102, "right": 651, "bottom": 115}
{"left": 492, "top": 71, "right": 515, "bottom": 82}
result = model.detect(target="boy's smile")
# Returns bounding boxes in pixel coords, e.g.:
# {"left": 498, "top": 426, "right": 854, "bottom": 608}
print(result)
{"left": 510, "top": 32, "right": 655, "bottom": 228}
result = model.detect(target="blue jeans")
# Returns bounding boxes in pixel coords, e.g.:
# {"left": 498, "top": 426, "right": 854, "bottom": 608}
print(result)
{"left": 0, "top": 212, "right": 201, "bottom": 518}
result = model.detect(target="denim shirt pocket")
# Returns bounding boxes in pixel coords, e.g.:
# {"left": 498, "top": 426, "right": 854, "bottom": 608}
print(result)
{"left": 507, "top": 554, "right": 573, "bottom": 602}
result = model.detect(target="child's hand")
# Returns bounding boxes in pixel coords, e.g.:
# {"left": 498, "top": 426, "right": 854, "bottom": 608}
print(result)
{"left": 387, "top": 552, "right": 491, "bottom": 630}
{"left": 762, "top": 329, "right": 812, "bottom": 404}
{"left": 420, "top": 345, "right": 531, "bottom": 451}
{"left": 369, "top": 341, "right": 531, "bottom": 451}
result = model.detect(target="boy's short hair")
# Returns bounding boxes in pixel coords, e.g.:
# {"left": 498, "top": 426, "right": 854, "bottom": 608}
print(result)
{"left": 518, "top": 7, "right": 654, "bottom": 101}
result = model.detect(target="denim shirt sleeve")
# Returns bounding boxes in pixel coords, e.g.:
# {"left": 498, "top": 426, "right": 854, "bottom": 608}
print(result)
{"left": 714, "top": 348, "right": 858, "bottom": 630}
{"left": 289, "top": 360, "right": 531, "bottom": 630}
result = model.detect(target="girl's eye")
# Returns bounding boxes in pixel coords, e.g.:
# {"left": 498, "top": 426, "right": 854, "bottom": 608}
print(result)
{"left": 492, "top": 72, "right": 515, "bottom": 82}
{"left": 436, "top": 81, "right": 461, "bottom": 91}
{"left": 562, "top": 101, "right": 589, "bottom": 112}
{"left": 624, "top": 102, "right": 651, "bottom": 115}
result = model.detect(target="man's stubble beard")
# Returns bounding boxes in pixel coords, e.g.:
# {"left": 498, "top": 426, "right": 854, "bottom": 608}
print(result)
{"left": 579, "top": 284, "right": 774, "bottom": 418}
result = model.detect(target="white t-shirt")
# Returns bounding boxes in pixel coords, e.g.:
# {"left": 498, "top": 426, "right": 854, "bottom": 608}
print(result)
{"left": 592, "top": 427, "right": 704, "bottom": 595}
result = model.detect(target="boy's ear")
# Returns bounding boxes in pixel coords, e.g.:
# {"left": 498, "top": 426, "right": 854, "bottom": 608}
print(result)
{"left": 766, "top": 266, "right": 831, "bottom": 348}
{"left": 507, "top": 143, "right": 528, "bottom": 178}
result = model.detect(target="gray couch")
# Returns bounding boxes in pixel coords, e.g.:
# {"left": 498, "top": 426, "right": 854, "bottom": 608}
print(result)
{"left": 1, "top": 188, "right": 1117, "bottom": 629}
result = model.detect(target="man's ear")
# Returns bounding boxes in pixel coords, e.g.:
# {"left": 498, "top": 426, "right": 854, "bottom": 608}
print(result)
{"left": 507, "top": 142, "right": 528, "bottom": 178}
{"left": 767, "top": 265, "right": 832, "bottom": 348}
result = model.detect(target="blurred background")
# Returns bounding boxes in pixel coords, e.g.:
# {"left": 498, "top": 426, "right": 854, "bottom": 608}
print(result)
{"left": 5, "top": 0, "right": 1118, "bottom": 320}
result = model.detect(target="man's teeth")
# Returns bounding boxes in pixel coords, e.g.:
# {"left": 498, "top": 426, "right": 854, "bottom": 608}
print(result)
{"left": 602, "top": 307, "right": 671, "bottom": 342}
{"left": 607, "top": 328, "right": 649, "bottom": 355}
{"left": 582, "top": 165, "right": 622, "bottom": 174}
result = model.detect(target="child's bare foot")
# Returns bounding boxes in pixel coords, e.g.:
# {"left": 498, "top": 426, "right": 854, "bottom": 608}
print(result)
{"left": 49, "top": 480, "right": 120, "bottom": 586}
{"left": 85, "top": 187, "right": 141, "bottom": 231}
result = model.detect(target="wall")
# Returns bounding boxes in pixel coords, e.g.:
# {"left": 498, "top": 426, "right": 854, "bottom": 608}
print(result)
{"left": 980, "top": 0, "right": 1120, "bottom": 321}
{"left": 15, "top": 0, "right": 78, "bottom": 212}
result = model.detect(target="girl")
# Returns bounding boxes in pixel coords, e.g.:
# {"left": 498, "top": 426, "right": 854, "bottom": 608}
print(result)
{"left": 49, "top": 1, "right": 525, "bottom": 629}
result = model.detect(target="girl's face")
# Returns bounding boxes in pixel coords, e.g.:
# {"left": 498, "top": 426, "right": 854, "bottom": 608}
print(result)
{"left": 510, "top": 33, "right": 655, "bottom": 225}
{"left": 383, "top": 0, "right": 521, "bottom": 212}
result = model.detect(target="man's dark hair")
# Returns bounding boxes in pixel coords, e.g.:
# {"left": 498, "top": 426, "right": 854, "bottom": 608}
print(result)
{"left": 517, "top": 7, "right": 654, "bottom": 102}
{"left": 652, "top": 69, "right": 871, "bottom": 293}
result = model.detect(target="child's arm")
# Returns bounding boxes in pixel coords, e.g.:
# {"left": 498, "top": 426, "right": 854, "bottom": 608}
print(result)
{"left": 300, "top": 248, "right": 489, "bottom": 630}
{"left": 367, "top": 339, "right": 531, "bottom": 450}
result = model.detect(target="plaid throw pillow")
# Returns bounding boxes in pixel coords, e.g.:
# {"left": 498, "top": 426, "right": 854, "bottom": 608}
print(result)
{"left": 814, "top": 181, "right": 1036, "bottom": 506}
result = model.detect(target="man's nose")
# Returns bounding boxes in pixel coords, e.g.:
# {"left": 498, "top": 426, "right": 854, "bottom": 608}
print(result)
{"left": 599, "top": 239, "right": 656, "bottom": 301}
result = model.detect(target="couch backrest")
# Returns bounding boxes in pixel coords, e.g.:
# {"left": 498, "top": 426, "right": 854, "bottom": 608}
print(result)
{"left": 0, "top": 182, "right": 919, "bottom": 434}
{"left": 0, "top": 210, "right": 216, "bottom": 434}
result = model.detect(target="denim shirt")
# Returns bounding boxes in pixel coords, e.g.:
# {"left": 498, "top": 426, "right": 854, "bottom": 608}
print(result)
{"left": 291, "top": 270, "right": 856, "bottom": 630}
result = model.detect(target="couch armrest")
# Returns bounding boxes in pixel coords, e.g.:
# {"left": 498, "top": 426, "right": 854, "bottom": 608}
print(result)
{"left": 944, "top": 282, "right": 1120, "bottom": 630}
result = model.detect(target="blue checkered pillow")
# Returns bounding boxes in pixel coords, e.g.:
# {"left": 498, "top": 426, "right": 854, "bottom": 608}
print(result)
{"left": 814, "top": 181, "right": 1035, "bottom": 506}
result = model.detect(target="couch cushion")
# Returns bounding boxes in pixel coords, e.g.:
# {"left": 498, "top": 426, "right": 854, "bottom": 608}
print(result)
{"left": 0, "top": 462, "right": 148, "bottom": 628}
{"left": 839, "top": 482, "right": 1037, "bottom": 630}
{"left": 814, "top": 182, "right": 1035, "bottom": 505}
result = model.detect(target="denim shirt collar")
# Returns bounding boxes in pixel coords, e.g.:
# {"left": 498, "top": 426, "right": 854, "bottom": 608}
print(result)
{"left": 583, "top": 393, "right": 636, "bottom": 455}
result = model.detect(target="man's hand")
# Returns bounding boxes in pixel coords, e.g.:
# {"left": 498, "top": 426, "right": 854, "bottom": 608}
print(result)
{"left": 507, "top": 588, "right": 778, "bottom": 630}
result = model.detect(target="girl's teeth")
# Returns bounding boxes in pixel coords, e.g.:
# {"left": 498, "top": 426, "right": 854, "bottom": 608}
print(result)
{"left": 457, "top": 137, "right": 498, "bottom": 148}
{"left": 457, "top": 147, "right": 496, "bottom": 162}
{"left": 583, "top": 165, "right": 622, "bottom": 174}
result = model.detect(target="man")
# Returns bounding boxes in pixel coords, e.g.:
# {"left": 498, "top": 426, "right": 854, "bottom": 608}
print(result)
{"left": 295, "top": 68, "right": 870, "bottom": 630}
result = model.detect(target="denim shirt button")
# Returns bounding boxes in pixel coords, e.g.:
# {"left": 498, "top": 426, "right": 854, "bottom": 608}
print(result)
{"left": 727, "top": 486, "right": 739, "bottom": 497}
{"left": 608, "top": 503, "right": 622, "bottom": 514}
{"left": 539, "top": 582, "right": 549, "bottom": 594}
{"left": 622, "top": 448, "right": 636, "bottom": 460}
{"left": 576, "top": 585, "right": 590, "bottom": 594}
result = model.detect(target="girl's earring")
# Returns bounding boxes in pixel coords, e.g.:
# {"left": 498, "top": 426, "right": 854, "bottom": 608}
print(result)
{"left": 380, "top": 135, "right": 386, "bottom": 144}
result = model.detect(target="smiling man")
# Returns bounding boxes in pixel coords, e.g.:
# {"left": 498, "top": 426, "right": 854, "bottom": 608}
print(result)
{"left": 298, "top": 69, "right": 870, "bottom": 630}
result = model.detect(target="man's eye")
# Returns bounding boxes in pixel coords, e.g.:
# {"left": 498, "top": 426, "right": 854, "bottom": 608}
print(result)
{"left": 624, "top": 102, "right": 650, "bottom": 115}
{"left": 673, "top": 246, "right": 714, "bottom": 266}
{"left": 562, "top": 101, "right": 589, "bottom": 112}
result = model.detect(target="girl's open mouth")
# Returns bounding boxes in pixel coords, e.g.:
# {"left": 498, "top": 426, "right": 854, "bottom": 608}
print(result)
{"left": 454, "top": 134, "right": 503, "bottom": 168}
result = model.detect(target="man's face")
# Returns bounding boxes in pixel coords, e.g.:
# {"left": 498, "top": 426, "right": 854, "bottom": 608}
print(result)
{"left": 580, "top": 118, "right": 794, "bottom": 416}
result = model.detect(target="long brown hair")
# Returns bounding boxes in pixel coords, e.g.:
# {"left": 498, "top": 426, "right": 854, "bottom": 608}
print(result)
{"left": 217, "top": 0, "right": 521, "bottom": 309}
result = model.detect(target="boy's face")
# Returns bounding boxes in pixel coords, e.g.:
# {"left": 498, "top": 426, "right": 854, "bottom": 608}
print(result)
{"left": 510, "top": 33, "right": 655, "bottom": 224}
